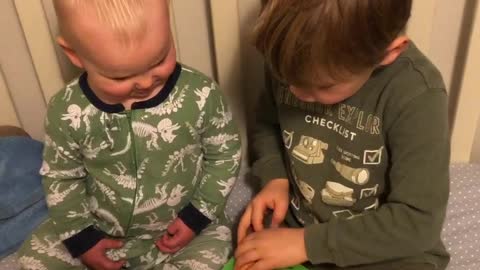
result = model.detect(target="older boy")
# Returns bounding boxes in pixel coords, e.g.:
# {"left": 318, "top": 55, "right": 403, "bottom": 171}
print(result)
{"left": 236, "top": 1, "right": 450, "bottom": 269}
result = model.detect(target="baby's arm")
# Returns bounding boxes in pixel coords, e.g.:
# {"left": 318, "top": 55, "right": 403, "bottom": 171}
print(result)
{"left": 157, "top": 80, "right": 242, "bottom": 253}
{"left": 178, "top": 81, "right": 242, "bottom": 234}
{"left": 41, "top": 102, "right": 105, "bottom": 259}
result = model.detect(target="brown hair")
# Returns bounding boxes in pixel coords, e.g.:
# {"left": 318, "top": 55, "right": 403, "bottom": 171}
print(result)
{"left": 254, "top": 0, "right": 412, "bottom": 86}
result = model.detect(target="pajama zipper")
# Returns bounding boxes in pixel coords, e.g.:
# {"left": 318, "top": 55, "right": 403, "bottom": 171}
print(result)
{"left": 124, "top": 111, "right": 139, "bottom": 236}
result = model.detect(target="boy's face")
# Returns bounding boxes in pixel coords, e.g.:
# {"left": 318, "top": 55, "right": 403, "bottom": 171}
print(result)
{"left": 61, "top": 0, "right": 176, "bottom": 105}
{"left": 288, "top": 36, "right": 409, "bottom": 105}
{"left": 289, "top": 67, "right": 374, "bottom": 105}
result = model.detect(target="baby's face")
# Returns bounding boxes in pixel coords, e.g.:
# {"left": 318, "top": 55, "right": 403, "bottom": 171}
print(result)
{"left": 71, "top": 1, "right": 177, "bottom": 105}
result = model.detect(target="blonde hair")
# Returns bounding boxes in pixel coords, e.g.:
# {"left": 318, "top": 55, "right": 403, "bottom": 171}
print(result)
{"left": 53, "top": 0, "right": 148, "bottom": 46}
{"left": 254, "top": 0, "right": 412, "bottom": 86}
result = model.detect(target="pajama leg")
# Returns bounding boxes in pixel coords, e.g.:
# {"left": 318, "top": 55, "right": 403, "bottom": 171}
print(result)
{"left": 17, "top": 219, "right": 87, "bottom": 270}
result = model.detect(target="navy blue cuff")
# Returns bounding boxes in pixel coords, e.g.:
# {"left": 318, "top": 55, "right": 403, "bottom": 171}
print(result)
{"left": 178, "top": 203, "right": 212, "bottom": 235}
{"left": 62, "top": 226, "right": 105, "bottom": 258}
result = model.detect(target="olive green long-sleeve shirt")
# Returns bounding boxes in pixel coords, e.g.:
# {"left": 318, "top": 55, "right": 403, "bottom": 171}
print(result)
{"left": 252, "top": 43, "right": 450, "bottom": 269}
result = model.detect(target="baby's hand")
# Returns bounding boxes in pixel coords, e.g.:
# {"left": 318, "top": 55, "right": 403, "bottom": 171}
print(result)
{"left": 80, "top": 239, "right": 126, "bottom": 270}
{"left": 155, "top": 217, "right": 195, "bottom": 254}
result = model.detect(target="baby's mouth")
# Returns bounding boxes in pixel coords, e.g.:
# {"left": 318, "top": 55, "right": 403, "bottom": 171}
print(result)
{"left": 131, "top": 82, "right": 163, "bottom": 98}
{"left": 131, "top": 90, "right": 152, "bottom": 98}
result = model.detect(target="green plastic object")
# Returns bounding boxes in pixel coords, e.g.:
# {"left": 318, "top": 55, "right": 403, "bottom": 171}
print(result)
{"left": 222, "top": 258, "right": 309, "bottom": 270}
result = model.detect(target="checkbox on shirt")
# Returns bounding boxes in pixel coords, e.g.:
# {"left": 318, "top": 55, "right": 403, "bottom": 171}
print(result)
{"left": 363, "top": 147, "right": 383, "bottom": 165}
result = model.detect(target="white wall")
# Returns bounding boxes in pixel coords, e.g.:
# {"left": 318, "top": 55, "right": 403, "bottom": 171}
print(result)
{"left": 451, "top": 1, "right": 480, "bottom": 162}
{"left": 171, "top": 0, "right": 216, "bottom": 79}
{"left": 0, "top": 69, "right": 19, "bottom": 127}
{"left": 1, "top": 0, "right": 479, "bottom": 162}
{"left": 0, "top": 0, "right": 48, "bottom": 139}
{"left": 409, "top": 0, "right": 467, "bottom": 91}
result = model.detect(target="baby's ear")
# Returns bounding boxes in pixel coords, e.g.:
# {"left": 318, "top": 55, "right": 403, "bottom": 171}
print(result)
{"left": 57, "top": 36, "right": 84, "bottom": 69}
{"left": 379, "top": 36, "right": 410, "bottom": 66}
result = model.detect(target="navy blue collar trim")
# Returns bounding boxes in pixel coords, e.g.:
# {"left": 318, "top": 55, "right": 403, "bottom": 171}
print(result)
{"left": 79, "top": 63, "right": 182, "bottom": 113}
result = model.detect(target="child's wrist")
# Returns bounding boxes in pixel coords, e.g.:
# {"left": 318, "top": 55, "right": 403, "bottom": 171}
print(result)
{"left": 267, "top": 178, "right": 289, "bottom": 191}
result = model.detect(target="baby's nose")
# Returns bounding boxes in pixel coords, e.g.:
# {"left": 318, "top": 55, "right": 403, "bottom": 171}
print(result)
{"left": 135, "top": 74, "right": 156, "bottom": 90}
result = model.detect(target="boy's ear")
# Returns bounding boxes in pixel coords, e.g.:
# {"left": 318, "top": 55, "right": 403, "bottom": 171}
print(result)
{"left": 379, "top": 36, "right": 410, "bottom": 66}
{"left": 57, "top": 36, "right": 84, "bottom": 69}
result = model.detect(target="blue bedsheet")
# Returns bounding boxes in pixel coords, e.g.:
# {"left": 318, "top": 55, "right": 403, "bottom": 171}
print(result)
{"left": 0, "top": 137, "right": 47, "bottom": 259}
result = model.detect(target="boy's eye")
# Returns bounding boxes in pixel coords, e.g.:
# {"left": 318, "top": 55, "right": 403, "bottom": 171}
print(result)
{"left": 316, "top": 84, "right": 335, "bottom": 90}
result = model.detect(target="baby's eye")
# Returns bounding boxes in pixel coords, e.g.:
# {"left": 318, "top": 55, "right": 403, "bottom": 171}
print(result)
{"left": 153, "top": 58, "right": 166, "bottom": 68}
{"left": 111, "top": 76, "right": 130, "bottom": 82}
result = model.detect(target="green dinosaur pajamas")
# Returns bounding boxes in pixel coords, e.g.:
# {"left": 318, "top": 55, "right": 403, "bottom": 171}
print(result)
{"left": 18, "top": 219, "right": 232, "bottom": 270}
{"left": 18, "top": 64, "right": 241, "bottom": 270}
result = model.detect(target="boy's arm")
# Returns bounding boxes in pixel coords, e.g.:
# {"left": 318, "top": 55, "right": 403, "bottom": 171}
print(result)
{"left": 251, "top": 71, "right": 289, "bottom": 186}
{"left": 177, "top": 82, "right": 242, "bottom": 234}
{"left": 304, "top": 89, "right": 450, "bottom": 266}
{"left": 41, "top": 105, "right": 104, "bottom": 258}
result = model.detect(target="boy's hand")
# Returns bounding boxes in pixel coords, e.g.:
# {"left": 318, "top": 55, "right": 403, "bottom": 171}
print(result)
{"left": 156, "top": 217, "right": 195, "bottom": 254}
{"left": 237, "top": 178, "right": 289, "bottom": 244}
{"left": 79, "top": 239, "right": 126, "bottom": 270}
{"left": 234, "top": 228, "right": 307, "bottom": 270}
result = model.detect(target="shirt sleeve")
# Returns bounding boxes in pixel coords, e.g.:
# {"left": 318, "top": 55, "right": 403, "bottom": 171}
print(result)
{"left": 304, "top": 89, "right": 450, "bottom": 266}
{"left": 251, "top": 70, "right": 289, "bottom": 186}
{"left": 178, "top": 81, "right": 242, "bottom": 233}
{"left": 41, "top": 101, "right": 104, "bottom": 257}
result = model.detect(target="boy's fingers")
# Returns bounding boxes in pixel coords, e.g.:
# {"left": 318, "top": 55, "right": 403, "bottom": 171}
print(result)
{"left": 271, "top": 200, "right": 288, "bottom": 228}
{"left": 234, "top": 236, "right": 256, "bottom": 259}
{"left": 250, "top": 260, "right": 271, "bottom": 270}
{"left": 251, "top": 202, "right": 266, "bottom": 232}
{"left": 237, "top": 205, "right": 253, "bottom": 243}
{"left": 235, "top": 262, "right": 255, "bottom": 270}
{"left": 235, "top": 249, "right": 260, "bottom": 270}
